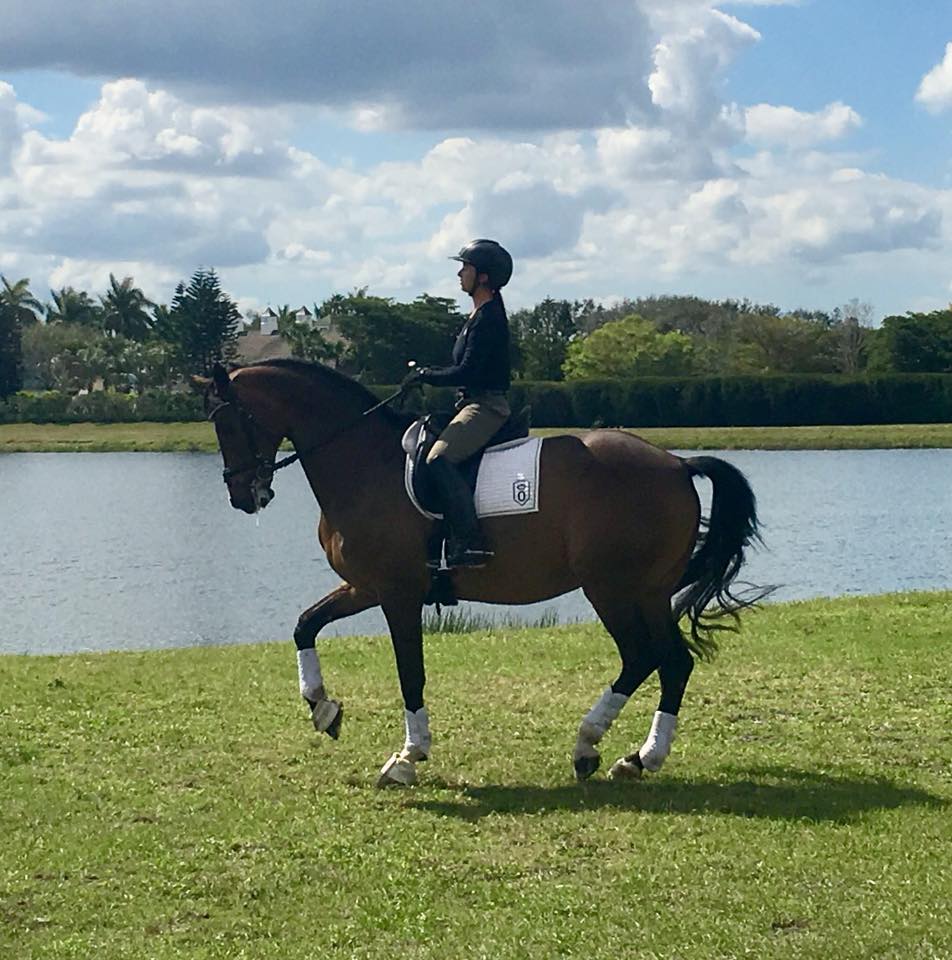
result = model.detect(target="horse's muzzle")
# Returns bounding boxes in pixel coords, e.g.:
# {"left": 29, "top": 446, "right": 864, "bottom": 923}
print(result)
{"left": 229, "top": 480, "right": 274, "bottom": 514}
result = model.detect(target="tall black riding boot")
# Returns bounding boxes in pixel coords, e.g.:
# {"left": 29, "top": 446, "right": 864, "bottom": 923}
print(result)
{"left": 427, "top": 457, "right": 494, "bottom": 568}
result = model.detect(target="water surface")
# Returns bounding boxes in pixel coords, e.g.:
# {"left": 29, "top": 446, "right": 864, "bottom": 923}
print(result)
{"left": 3, "top": 450, "right": 950, "bottom": 655}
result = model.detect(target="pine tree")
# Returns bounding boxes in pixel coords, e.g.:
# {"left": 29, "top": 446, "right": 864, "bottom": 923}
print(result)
{"left": 162, "top": 269, "right": 241, "bottom": 375}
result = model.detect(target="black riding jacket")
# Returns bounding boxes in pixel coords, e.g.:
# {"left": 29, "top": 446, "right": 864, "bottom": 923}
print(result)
{"left": 418, "top": 296, "right": 511, "bottom": 395}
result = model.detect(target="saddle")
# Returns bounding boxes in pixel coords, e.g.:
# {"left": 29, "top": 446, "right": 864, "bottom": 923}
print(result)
{"left": 402, "top": 406, "right": 532, "bottom": 606}
{"left": 406, "top": 406, "right": 532, "bottom": 517}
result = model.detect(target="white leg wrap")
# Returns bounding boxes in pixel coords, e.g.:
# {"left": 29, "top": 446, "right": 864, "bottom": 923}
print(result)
{"left": 638, "top": 711, "right": 678, "bottom": 772}
{"left": 403, "top": 706, "right": 431, "bottom": 760}
{"left": 296, "top": 648, "right": 324, "bottom": 702}
{"left": 377, "top": 707, "right": 431, "bottom": 787}
{"left": 575, "top": 688, "right": 630, "bottom": 761}
{"left": 581, "top": 688, "right": 630, "bottom": 741}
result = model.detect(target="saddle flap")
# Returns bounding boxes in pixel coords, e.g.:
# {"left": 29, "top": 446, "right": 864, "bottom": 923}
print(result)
{"left": 401, "top": 420, "right": 424, "bottom": 456}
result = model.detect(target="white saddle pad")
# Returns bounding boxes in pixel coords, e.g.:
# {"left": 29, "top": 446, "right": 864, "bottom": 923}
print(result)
{"left": 402, "top": 421, "right": 542, "bottom": 520}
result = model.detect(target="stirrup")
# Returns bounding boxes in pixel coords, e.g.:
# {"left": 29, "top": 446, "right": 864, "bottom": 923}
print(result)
{"left": 446, "top": 544, "right": 494, "bottom": 569}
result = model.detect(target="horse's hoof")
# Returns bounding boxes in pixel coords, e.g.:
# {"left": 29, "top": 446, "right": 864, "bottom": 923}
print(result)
{"left": 574, "top": 753, "right": 601, "bottom": 781}
{"left": 311, "top": 698, "right": 343, "bottom": 739}
{"left": 608, "top": 754, "right": 644, "bottom": 781}
{"left": 376, "top": 752, "right": 418, "bottom": 788}
{"left": 324, "top": 705, "right": 343, "bottom": 740}
{"left": 376, "top": 751, "right": 420, "bottom": 787}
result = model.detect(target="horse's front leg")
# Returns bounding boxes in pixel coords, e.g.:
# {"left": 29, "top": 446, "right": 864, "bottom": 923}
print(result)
{"left": 376, "top": 595, "right": 429, "bottom": 787}
{"left": 294, "top": 582, "right": 379, "bottom": 739}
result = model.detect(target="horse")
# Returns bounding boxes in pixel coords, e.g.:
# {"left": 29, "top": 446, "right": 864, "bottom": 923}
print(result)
{"left": 197, "top": 358, "right": 765, "bottom": 787}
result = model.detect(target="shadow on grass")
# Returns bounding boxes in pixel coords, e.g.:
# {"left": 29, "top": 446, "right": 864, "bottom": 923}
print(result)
{"left": 408, "top": 765, "right": 949, "bottom": 825}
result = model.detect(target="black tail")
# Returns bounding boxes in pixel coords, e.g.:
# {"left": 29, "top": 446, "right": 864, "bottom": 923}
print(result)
{"left": 674, "top": 456, "right": 772, "bottom": 660}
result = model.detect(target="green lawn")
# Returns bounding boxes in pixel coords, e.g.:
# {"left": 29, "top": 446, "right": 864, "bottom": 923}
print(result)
{"left": 2, "top": 593, "right": 950, "bottom": 959}
{"left": 3, "top": 420, "right": 952, "bottom": 451}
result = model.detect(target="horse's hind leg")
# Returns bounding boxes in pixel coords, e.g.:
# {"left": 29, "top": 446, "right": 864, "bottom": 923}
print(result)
{"left": 294, "top": 582, "right": 379, "bottom": 739}
{"left": 573, "top": 586, "right": 662, "bottom": 780}
{"left": 609, "top": 601, "right": 694, "bottom": 781}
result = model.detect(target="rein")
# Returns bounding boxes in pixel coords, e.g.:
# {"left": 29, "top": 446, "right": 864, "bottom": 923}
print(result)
{"left": 209, "top": 382, "right": 413, "bottom": 483}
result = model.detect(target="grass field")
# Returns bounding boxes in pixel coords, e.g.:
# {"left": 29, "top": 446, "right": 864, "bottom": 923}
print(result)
{"left": 3, "top": 420, "right": 952, "bottom": 452}
{"left": 2, "top": 593, "right": 950, "bottom": 959}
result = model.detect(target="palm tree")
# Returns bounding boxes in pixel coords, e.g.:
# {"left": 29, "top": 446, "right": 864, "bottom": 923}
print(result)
{"left": 47, "top": 286, "right": 100, "bottom": 326}
{"left": 99, "top": 274, "right": 154, "bottom": 341}
{"left": 0, "top": 276, "right": 43, "bottom": 326}
{"left": 275, "top": 304, "right": 297, "bottom": 333}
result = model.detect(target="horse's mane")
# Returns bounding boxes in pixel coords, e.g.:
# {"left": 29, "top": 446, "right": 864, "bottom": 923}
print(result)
{"left": 246, "top": 358, "right": 414, "bottom": 430}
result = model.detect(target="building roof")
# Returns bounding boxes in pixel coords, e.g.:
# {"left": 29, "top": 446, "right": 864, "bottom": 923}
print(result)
{"left": 234, "top": 332, "right": 294, "bottom": 364}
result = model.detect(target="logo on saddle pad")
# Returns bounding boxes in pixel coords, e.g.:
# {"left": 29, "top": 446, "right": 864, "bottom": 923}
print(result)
{"left": 512, "top": 477, "right": 532, "bottom": 506}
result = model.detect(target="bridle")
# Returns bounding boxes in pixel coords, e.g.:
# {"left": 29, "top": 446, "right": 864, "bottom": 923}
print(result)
{"left": 208, "top": 380, "right": 414, "bottom": 486}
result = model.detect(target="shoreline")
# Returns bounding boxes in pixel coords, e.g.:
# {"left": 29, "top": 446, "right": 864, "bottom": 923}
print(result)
{"left": 2, "top": 420, "right": 952, "bottom": 452}
{"left": 4, "top": 590, "right": 950, "bottom": 659}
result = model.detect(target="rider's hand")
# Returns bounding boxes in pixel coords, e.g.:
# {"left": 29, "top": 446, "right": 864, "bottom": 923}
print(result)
{"left": 403, "top": 366, "right": 430, "bottom": 386}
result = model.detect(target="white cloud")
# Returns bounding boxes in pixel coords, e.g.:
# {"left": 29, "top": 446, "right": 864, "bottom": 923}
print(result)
{"left": 31, "top": 78, "right": 295, "bottom": 177}
{"left": 1, "top": 81, "right": 287, "bottom": 287}
{"left": 48, "top": 259, "right": 180, "bottom": 301}
{"left": 745, "top": 102, "right": 862, "bottom": 148}
{"left": 597, "top": 125, "right": 725, "bottom": 181}
{"left": 0, "top": 83, "right": 20, "bottom": 176}
{"left": 451, "top": 180, "right": 603, "bottom": 260}
{"left": 3, "top": 72, "right": 948, "bottom": 314}
{"left": 916, "top": 42, "right": 952, "bottom": 112}
{"left": 649, "top": 10, "right": 759, "bottom": 129}
{"left": 0, "top": 81, "right": 44, "bottom": 176}
{"left": 734, "top": 160, "right": 941, "bottom": 266}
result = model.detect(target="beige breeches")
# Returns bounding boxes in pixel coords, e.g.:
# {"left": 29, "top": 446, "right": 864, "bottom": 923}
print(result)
{"left": 426, "top": 394, "right": 511, "bottom": 465}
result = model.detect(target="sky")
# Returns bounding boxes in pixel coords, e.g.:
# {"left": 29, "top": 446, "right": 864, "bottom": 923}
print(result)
{"left": 2, "top": 0, "right": 952, "bottom": 322}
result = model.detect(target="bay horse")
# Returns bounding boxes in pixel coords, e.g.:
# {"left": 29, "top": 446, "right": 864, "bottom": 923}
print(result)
{"left": 198, "top": 359, "right": 764, "bottom": 787}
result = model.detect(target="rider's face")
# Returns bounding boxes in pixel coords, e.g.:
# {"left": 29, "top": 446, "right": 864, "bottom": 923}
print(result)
{"left": 459, "top": 262, "right": 490, "bottom": 296}
{"left": 458, "top": 262, "right": 477, "bottom": 295}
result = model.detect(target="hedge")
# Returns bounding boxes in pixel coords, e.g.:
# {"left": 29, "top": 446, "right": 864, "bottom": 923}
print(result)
{"left": 3, "top": 375, "right": 952, "bottom": 426}
{"left": 0, "top": 390, "right": 204, "bottom": 424}
{"left": 412, "top": 374, "right": 952, "bottom": 427}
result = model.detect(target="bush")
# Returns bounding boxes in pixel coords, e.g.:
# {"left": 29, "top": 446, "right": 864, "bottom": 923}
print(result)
{"left": 1, "top": 389, "right": 205, "bottom": 423}
{"left": 68, "top": 391, "right": 136, "bottom": 422}
{"left": 135, "top": 390, "right": 204, "bottom": 422}
{"left": 10, "top": 391, "right": 72, "bottom": 423}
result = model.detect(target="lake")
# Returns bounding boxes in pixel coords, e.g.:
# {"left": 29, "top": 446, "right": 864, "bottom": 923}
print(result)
{"left": 3, "top": 449, "right": 951, "bottom": 655}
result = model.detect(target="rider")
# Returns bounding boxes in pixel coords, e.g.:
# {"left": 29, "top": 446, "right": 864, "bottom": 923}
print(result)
{"left": 410, "top": 239, "right": 513, "bottom": 568}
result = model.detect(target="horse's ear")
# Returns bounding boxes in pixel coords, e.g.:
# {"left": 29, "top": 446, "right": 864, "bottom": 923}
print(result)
{"left": 189, "top": 375, "right": 211, "bottom": 395}
{"left": 212, "top": 363, "right": 232, "bottom": 395}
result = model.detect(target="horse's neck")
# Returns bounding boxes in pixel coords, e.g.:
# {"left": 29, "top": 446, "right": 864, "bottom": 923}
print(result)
{"left": 276, "top": 375, "right": 403, "bottom": 518}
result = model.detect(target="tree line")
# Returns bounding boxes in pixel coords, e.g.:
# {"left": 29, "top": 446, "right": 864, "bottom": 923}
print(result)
{"left": 2, "top": 269, "right": 952, "bottom": 399}
{"left": 0, "top": 270, "right": 241, "bottom": 396}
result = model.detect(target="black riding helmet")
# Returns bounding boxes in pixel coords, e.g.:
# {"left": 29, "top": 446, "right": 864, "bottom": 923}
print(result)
{"left": 450, "top": 239, "right": 513, "bottom": 290}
